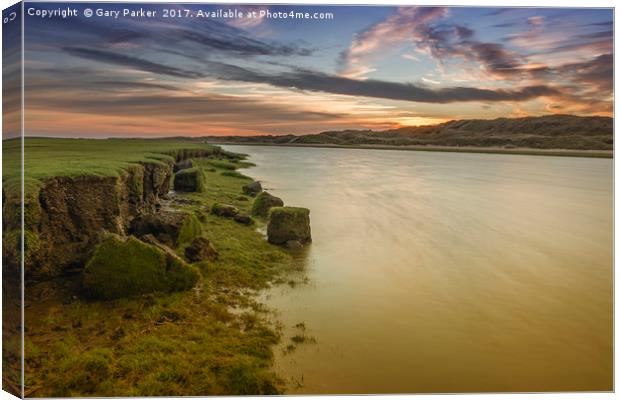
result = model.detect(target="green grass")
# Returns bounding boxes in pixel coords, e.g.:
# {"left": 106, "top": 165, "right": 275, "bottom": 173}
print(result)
{"left": 2, "top": 137, "right": 220, "bottom": 197}
{"left": 23, "top": 148, "right": 298, "bottom": 396}
{"left": 221, "top": 170, "right": 251, "bottom": 179}
{"left": 205, "top": 159, "right": 237, "bottom": 170}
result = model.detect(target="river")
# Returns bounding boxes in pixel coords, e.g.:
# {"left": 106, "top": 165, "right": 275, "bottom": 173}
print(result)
{"left": 223, "top": 145, "right": 613, "bottom": 394}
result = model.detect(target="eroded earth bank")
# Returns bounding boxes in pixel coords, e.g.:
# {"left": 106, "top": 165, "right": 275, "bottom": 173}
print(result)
{"left": 2, "top": 139, "right": 311, "bottom": 396}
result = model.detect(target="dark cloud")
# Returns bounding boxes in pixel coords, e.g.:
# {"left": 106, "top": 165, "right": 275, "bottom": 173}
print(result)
{"left": 204, "top": 62, "right": 560, "bottom": 103}
{"left": 454, "top": 26, "right": 474, "bottom": 39}
{"left": 485, "top": 8, "right": 514, "bottom": 16}
{"left": 576, "top": 30, "right": 613, "bottom": 40}
{"left": 587, "top": 21, "right": 613, "bottom": 27}
{"left": 412, "top": 24, "right": 524, "bottom": 77}
{"left": 491, "top": 21, "right": 520, "bottom": 28}
{"left": 537, "top": 36, "right": 612, "bottom": 56}
{"left": 59, "top": 45, "right": 560, "bottom": 104}
{"left": 63, "top": 47, "right": 205, "bottom": 79}
{"left": 461, "top": 41, "right": 522, "bottom": 71}
{"left": 90, "top": 81, "right": 179, "bottom": 91}
{"left": 27, "top": 8, "right": 313, "bottom": 58}
{"left": 556, "top": 53, "right": 613, "bottom": 92}
{"left": 169, "top": 25, "right": 314, "bottom": 57}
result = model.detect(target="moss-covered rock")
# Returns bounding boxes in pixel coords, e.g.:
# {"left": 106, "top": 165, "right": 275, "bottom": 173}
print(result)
{"left": 242, "top": 181, "right": 262, "bottom": 196}
{"left": 129, "top": 211, "right": 201, "bottom": 248}
{"left": 233, "top": 214, "right": 254, "bottom": 225}
{"left": 251, "top": 192, "right": 283, "bottom": 218}
{"left": 177, "top": 213, "right": 202, "bottom": 247}
{"left": 173, "top": 167, "right": 205, "bottom": 192}
{"left": 83, "top": 234, "right": 199, "bottom": 299}
{"left": 267, "top": 207, "right": 311, "bottom": 246}
{"left": 184, "top": 236, "right": 218, "bottom": 262}
{"left": 211, "top": 203, "right": 239, "bottom": 218}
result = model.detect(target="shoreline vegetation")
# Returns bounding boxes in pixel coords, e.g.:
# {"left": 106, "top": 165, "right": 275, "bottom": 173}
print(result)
{"left": 2, "top": 138, "right": 311, "bottom": 396}
{"left": 206, "top": 114, "right": 613, "bottom": 159}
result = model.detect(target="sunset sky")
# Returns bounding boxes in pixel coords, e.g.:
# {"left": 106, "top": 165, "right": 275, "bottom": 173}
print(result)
{"left": 17, "top": 3, "right": 614, "bottom": 137}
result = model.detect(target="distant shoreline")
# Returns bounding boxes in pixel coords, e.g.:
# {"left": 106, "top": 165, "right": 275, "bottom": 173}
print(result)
{"left": 209, "top": 142, "right": 613, "bottom": 159}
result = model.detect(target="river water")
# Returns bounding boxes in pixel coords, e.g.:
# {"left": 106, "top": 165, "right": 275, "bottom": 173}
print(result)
{"left": 223, "top": 145, "right": 613, "bottom": 394}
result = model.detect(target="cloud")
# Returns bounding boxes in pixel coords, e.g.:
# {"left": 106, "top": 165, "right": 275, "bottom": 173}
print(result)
{"left": 29, "top": 93, "right": 340, "bottom": 122}
{"left": 205, "top": 61, "right": 561, "bottom": 104}
{"left": 556, "top": 53, "right": 613, "bottom": 93}
{"left": 409, "top": 24, "right": 527, "bottom": 78}
{"left": 55, "top": 46, "right": 562, "bottom": 105}
{"left": 27, "top": 6, "right": 313, "bottom": 58}
{"left": 339, "top": 9, "right": 529, "bottom": 80}
{"left": 491, "top": 21, "right": 519, "bottom": 28}
{"left": 172, "top": 19, "right": 313, "bottom": 57}
{"left": 507, "top": 17, "right": 612, "bottom": 57}
{"left": 63, "top": 47, "right": 206, "bottom": 79}
{"left": 338, "top": 7, "right": 448, "bottom": 77}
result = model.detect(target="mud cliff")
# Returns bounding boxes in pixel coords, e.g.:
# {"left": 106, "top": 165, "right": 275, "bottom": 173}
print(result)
{"left": 3, "top": 148, "right": 224, "bottom": 281}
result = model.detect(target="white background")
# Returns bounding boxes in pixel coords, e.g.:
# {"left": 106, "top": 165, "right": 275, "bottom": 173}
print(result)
{"left": 0, "top": 0, "right": 616, "bottom": 399}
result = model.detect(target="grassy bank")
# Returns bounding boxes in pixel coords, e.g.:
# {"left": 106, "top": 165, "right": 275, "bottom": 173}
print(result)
{"left": 3, "top": 137, "right": 225, "bottom": 196}
{"left": 5, "top": 139, "right": 306, "bottom": 396}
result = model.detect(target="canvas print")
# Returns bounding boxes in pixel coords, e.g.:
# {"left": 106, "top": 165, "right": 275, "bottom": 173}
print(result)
{"left": 1, "top": 2, "right": 614, "bottom": 397}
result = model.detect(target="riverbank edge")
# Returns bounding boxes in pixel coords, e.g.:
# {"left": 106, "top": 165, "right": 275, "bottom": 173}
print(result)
{"left": 211, "top": 142, "right": 613, "bottom": 159}
{"left": 19, "top": 145, "right": 301, "bottom": 395}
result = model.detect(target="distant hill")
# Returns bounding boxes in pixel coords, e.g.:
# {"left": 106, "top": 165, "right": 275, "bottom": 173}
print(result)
{"left": 206, "top": 115, "right": 613, "bottom": 150}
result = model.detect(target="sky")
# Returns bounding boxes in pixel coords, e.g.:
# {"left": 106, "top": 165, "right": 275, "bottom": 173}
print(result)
{"left": 13, "top": 3, "right": 615, "bottom": 137}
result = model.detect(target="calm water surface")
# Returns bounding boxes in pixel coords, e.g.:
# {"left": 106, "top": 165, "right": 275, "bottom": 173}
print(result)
{"left": 224, "top": 145, "right": 613, "bottom": 394}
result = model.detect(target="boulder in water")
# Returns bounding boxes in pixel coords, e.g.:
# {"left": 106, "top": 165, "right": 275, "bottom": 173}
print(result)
{"left": 267, "top": 207, "right": 311, "bottom": 246}
{"left": 251, "top": 191, "right": 284, "bottom": 218}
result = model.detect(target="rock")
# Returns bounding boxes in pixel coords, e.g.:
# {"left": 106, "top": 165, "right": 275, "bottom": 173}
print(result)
{"left": 173, "top": 167, "right": 205, "bottom": 192}
{"left": 140, "top": 234, "right": 188, "bottom": 265}
{"left": 129, "top": 211, "right": 202, "bottom": 247}
{"left": 251, "top": 191, "right": 284, "bottom": 218}
{"left": 267, "top": 207, "right": 311, "bottom": 245}
{"left": 233, "top": 214, "right": 254, "bottom": 225}
{"left": 83, "top": 233, "right": 199, "bottom": 300}
{"left": 211, "top": 203, "right": 239, "bottom": 218}
{"left": 285, "top": 240, "right": 303, "bottom": 250}
{"left": 242, "top": 181, "right": 262, "bottom": 196}
{"left": 184, "top": 236, "right": 218, "bottom": 262}
{"left": 173, "top": 160, "right": 193, "bottom": 173}
{"left": 236, "top": 195, "right": 249, "bottom": 201}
